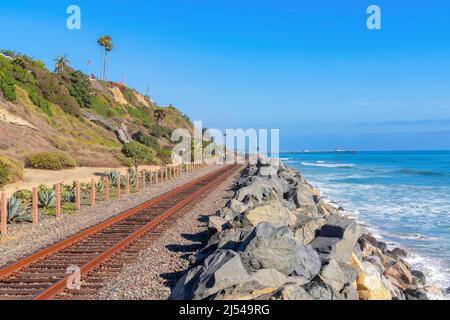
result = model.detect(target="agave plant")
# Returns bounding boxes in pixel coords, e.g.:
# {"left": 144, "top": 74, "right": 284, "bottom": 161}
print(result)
{"left": 95, "top": 180, "right": 106, "bottom": 192}
{"left": 127, "top": 168, "right": 136, "bottom": 186}
{"left": 7, "top": 197, "right": 30, "bottom": 223}
{"left": 60, "top": 183, "right": 76, "bottom": 203}
{"left": 103, "top": 171, "right": 120, "bottom": 186}
{"left": 120, "top": 175, "right": 127, "bottom": 188}
{"left": 38, "top": 186, "right": 56, "bottom": 209}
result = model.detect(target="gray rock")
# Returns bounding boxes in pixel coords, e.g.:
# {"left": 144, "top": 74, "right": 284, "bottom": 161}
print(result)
{"left": 303, "top": 281, "right": 337, "bottom": 300}
{"left": 319, "top": 260, "right": 346, "bottom": 293}
{"left": 389, "top": 247, "right": 408, "bottom": 259}
{"left": 377, "top": 241, "right": 388, "bottom": 253}
{"left": 359, "top": 233, "right": 379, "bottom": 247}
{"left": 381, "top": 275, "right": 406, "bottom": 300}
{"left": 338, "top": 285, "right": 360, "bottom": 300}
{"left": 244, "top": 196, "right": 294, "bottom": 228}
{"left": 404, "top": 289, "right": 428, "bottom": 300}
{"left": 293, "top": 185, "right": 316, "bottom": 208}
{"left": 170, "top": 250, "right": 251, "bottom": 300}
{"left": 240, "top": 224, "right": 299, "bottom": 275}
{"left": 311, "top": 219, "right": 362, "bottom": 263}
{"left": 229, "top": 199, "right": 248, "bottom": 215}
{"left": 208, "top": 216, "right": 230, "bottom": 234}
{"left": 411, "top": 270, "right": 427, "bottom": 286}
{"left": 293, "top": 245, "right": 321, "bottom": 280}
{"left": 251, "top": 269, "right": 289, "bottom": 289}
{"left": 365, "top": 255, "right": 385, "bottom": 274}
{"left": 190, "top": 228, "right": 253, "bottom": 265}
{"left": 294, "top": 217, "right": 327, "bottom": 245}
{"left": 240, "top": 223, "right": 320, "bottom": 279}
{"left": 338, "top": 262, "right": 359, "bottom": 285}
{"left": 271, "top": 284, "right": 312, "bottom": 300}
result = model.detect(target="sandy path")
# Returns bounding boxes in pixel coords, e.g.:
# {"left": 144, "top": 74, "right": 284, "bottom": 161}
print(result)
{"left": 2, "top": 165, "right": 172, "bottom": 197}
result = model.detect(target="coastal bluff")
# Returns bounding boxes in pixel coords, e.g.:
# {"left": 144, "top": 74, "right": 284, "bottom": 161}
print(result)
{"left": 170, "top": 157, "right": 429, "bottom": 300}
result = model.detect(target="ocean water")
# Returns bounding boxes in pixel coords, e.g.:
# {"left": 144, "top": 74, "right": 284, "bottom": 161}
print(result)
{"left": 279, "top": 151, "right": 450, "bottom": 299}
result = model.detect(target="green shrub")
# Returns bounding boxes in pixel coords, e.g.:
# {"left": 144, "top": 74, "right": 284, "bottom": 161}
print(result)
{"left": 26, "top": 152, "right": 77, "bottom": 170}
{"left": 122, "top": 142, "right": 154, "bottom": 168}
{"left": 158, "top": 148, "right": 173, "bottom": 165}
{"left": 13, "top": 189, "right": 32, "bottom": 203}
{"left": 0, "top": 74, "right": 16, "bottom": 101}
{"left": 132, "top": 131, "right": 160, "bottom": 150}
{"left": 0, "top": 157, "right": 24, "bottom": 188}
{"left": 25, "top": 85, "right": 52, "bottom": 116}
{"left": 34, "top": 69, "right": 81, "bottom": 117}
{"left": 68, "top": 71, "right": 92, "bottom": 109}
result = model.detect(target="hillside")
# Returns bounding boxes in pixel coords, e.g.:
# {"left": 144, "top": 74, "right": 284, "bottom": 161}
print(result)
{"left": 0, "top": 50, "right": 193, "bottom": 179}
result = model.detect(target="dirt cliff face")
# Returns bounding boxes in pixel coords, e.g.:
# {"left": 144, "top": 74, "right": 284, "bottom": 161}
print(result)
{"left": 0, "top": 52, "right": 194, "bottom": 168}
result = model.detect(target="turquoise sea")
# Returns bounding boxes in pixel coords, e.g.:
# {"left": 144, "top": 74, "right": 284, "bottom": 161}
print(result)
{"left": 280, "top": 151, "right": 450, "bottom": 299}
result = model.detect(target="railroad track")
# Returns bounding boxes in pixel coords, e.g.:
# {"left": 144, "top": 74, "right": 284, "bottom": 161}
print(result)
{"left": 0, "top": 165, "right": 241, "bottom": 300}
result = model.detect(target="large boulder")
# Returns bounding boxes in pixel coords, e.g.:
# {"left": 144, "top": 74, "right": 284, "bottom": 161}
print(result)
{"left": 245, "top": 197, "right": 296, "bottom": 228}
{"left": 384, "top": 261, "right": 415, "bottom": 291}
{"left": 352, "top": 255, "right": 392, "bottom": 300}
{"left": 240, "top": 223, "right": 320, "bottom": 279}
{"left": 303, "top": 281, "right": 337, "bottom": 300}
{"left": 170, "top": 250, "right": 251, "bottom": 300}
{"left": 190, "top": 228, "right": 253, "bottom": 265}
{"left": 251, "top": 269, "right": 289, "bottom": 289}
{"left": 292, "top": 185, "right": 316, "bottom": 209}
{"left": 228, "top": 199, "right": 248, "bottom": 215}
{"left": 208, "top": 216, "right": 230, "bottom": 234}
{"left": 319, "top": 260, "right": 346, "bottom": 293}
{"left": 311, "top": 218, "right": 362, "bottom": 263}
{"left": 294, "top": 217, "right": 327, "bottom": 245}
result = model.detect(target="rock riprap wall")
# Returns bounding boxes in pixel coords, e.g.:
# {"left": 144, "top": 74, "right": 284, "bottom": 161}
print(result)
{"left": 170, "top": 158, "right": 428, "bottom": 300}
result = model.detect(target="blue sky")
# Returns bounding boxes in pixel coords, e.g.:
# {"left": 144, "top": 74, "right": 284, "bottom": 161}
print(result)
{"left": 1, "top": 0, "right": 450, "bottom": 151}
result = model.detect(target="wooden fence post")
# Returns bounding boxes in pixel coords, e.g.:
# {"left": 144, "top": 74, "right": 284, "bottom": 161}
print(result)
{"left": 90, "top": 179, "right": 95, "bottom": 207}
{"left": 135, "top": 169, "right": 139, "bottom": 192}
{"left": 1, "top": 192, "right": 7, "bottom": 236}
{"left": 55, "top": 183, "right": 61, "bottom": 218}
{"left": 105, "top": 177, "right": 110, "bottom": 200}
{"left": 149, "top": 170, "right": 153, "bottom": 186}
{"left": 142, "top": 170, "right": 146, "bottom": 189}
{"left": 75, "top": 181, "right": 81, "bottom": 210}
{"left": 32, "top": 187, "right": 38, "bottom": 224}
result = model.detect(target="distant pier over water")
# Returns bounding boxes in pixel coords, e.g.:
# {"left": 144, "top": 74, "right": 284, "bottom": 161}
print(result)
{"left": 286, "top": 150, "right": 358, "bottom": 155}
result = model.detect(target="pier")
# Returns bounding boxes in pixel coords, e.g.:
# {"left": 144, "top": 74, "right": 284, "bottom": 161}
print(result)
{"left": 287, "top": 150, "right": 357, "bottom": 155}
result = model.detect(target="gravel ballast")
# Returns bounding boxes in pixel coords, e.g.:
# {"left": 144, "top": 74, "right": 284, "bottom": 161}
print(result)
{"left": 0, "top": 165, "right": 224, "bottom": 267}
{"left": 95, "top": 166, "right": 242, "bottom": 300}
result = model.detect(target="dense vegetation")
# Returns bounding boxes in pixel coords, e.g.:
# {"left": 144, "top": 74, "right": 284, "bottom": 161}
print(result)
{"left": 0, "top": 156, "right": 24, "bottom": 188}
{"left": 0, "top": 49, "right": 195, "bottom": 181}
{"left": 26, "top": 152, "right": 77, "bottom": 170}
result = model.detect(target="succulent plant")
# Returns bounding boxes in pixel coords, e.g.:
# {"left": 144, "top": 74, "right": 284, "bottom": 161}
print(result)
{"left": 38, "top": 186, "right": 56, "bottom": 209}
{"left": 95, "top": 180, "right": 106, "bottom": 192}
{"left": 61, "top": 183, "right": 76, "bottom": 203}
{"left": 12, "top": 189, "right": 32, "bottom": 203}
{"left": 103, "top": 171, "right": 120, "bottom": 186}
{"left": 7, "top": 196, "right": 30, "bottom": 223}
{"left": 127, "top": 168, "right": 136, "bottom": 186}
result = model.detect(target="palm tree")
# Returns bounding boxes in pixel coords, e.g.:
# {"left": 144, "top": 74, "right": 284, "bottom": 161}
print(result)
{"left": 97, "top": 35, "right": 113, "bottom": 80}
{"left": 54, "top": 54, "right": 70, "bottom": 74}
{"left": 154, "top": 108, "right": 166, "bottom": 126}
